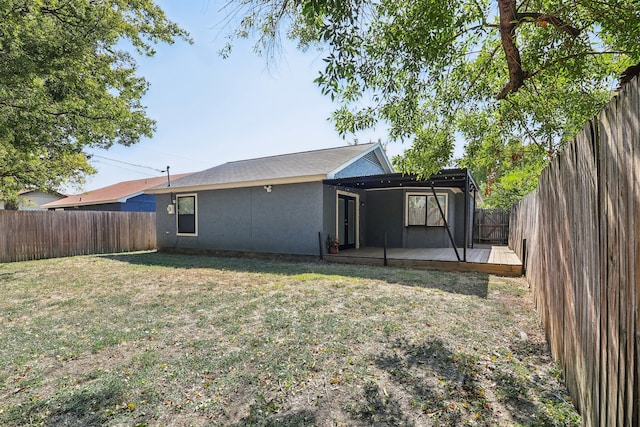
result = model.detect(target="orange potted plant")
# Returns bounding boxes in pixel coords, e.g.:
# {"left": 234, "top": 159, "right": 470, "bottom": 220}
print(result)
{"left": 326, "top": 235, "right": 339, "bottom": 254}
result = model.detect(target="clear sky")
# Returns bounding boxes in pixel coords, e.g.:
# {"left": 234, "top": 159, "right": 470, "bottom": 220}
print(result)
{"left": 80, "top": 0, "right": 407, "bottom": 192}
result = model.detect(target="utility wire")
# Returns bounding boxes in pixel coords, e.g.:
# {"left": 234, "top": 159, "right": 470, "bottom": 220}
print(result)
{"left": 90, "top": 159, "right": 158, "bottom": 177}
{"left": 86, "top": 153, "right": 165, "bottom": 173}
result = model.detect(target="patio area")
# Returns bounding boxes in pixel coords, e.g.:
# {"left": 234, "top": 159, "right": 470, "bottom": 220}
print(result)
{"left": 324, "top": 245, "right": 523, "bottom": 277}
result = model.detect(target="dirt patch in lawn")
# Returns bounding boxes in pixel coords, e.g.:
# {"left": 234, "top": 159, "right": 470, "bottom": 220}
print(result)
{"left": 0, "top": 252, "right": 580, "bottom": 426}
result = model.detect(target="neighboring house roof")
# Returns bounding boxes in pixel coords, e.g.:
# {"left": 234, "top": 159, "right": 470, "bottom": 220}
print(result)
{"left": 0, "top": 189, "right": 66, "bottom": 210}
{"left": 147, "top": 143, "right": 394, "bottom": 194}
{"left": 18, "top": 189, "right": 66, "bottom": 197}
{"left": 42, "top": 174, "right": 191, "bottom": 209}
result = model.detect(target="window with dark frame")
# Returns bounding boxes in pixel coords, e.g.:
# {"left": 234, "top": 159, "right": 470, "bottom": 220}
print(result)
{"left": 407, "top": 194, "right": 447, "bottom": 226}
{"left": 177, "top": 194, "right": 196, "bottom": 235}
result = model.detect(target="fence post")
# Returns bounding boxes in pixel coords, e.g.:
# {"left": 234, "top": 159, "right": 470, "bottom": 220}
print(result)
{"left": 383, "top": 232, "right": 388, "bottom": 266}
{"left": 521, "top": 238, "right": 527, "bottom": 276}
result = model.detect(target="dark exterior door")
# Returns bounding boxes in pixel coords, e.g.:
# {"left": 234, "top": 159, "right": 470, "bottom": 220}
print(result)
{"left": 338, "top": 194, "right": 357, "bottom": 249}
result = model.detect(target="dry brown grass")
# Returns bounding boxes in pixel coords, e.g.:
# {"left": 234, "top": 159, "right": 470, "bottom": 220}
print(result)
{"left": 0, "top": 251, "right": 580, "bottom": 426}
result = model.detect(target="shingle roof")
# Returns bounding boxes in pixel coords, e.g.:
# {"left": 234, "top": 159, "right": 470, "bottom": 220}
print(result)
{"left": 19, "top": 189, "right": 65, "bottom": 197}
{"left": 148, "top": 143, "right": 391, "bottom": 193}
{"left": 43, "top": 174, "right": 191, "bottom": 208}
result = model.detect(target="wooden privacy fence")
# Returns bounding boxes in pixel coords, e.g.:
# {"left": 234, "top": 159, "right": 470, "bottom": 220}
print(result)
{"left": 509, "top": 76, "right": 640, "bottom": 426}
{"left": 0, "top": 210, "right": 156, "bottom": 263}
{"left": 474, "top": 208, "right": 509, "bottom": 245}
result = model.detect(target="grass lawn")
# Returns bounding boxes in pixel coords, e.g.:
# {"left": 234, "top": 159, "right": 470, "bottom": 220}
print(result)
{"left": 0, "top": 251, "right": 580, "bottom": 426}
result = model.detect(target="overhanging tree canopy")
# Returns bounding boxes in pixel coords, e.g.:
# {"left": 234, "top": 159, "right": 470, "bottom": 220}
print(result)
{"left": 0, "top": 0, "right": 189, "bottom": 208}
{"left": 222, "top": 0, "right": 638, "bottom": 207}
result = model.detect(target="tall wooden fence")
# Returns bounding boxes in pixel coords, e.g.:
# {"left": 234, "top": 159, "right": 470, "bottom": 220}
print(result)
{"left": 509, "top": 76, "right": 639, "bottom": 426}
{"left": 474, "top": 208, "right": 509, "bottom": 245}
{"left": 0, "top": 210, "right": 156, "bottom": 263}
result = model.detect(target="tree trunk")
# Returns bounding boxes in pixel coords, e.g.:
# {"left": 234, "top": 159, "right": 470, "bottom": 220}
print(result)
{"left": 497, "top": 0, "right": 525, "bottom": 99}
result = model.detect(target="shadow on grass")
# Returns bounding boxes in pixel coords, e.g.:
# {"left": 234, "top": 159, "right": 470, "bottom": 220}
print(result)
{"left": 102, "top": 250, "right": 490, "bottom": 298}
{"left": 344, "top": 380, "right": 419, "bottom": 426}
{"left": 7, "top": 377, "right": 124, "bottom": 427}
{"left": 228, "top": 407, "right": 317, "bottom": 427}
{"left": 373, "top": 337, "right": 487, "bottom": 424}
{"left": 0, "top": 272, "right": 15, "bottom": 281}
{"left": 497, "top": 337, "right": 580, "bottom": 426}
{"left": 371, "top": 336, "right": 579, "bottom": 426}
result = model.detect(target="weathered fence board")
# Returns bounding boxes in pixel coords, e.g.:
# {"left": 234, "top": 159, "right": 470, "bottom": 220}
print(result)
{"left": 509, "top": 76, "right": 640, "bottom": 426}
{"left": 0, "top": 210, "right": 156, "bottom": 262}
{"left": 473, "top": 209, "right": 509, "bottom": 244}
{"left": 630, "top": 79, "right": 640, "bottom": 427}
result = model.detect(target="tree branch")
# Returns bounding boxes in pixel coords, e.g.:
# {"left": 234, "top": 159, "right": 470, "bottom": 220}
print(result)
{"left": 497, "top": 50, "right": 624, "bottom": 100}
{"left": 503, "top": 97, "right": 541, "bottom": 148}
{"left": 0, "top": 101, "right": 114, "bottom": 121}
{"left": 516, "top": 12, "right": 580, "bottom": 37}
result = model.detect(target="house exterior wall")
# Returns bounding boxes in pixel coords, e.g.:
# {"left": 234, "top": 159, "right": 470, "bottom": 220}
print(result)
{"left": 49, "top": 194, "right": 156, "bottom": 212}
{"left": 156, "top": 182, "right": 325, "bottom": 255}
{"left": 1, "top": 192, "right": 64, "bottom": 210}
{"left": 19, "top": 192, "right": 64, "bottom": 210}
{"left": 61, "top": 203, "right": 122, "bottom": 211}
{"left": 121, "top": 194, "right": 156, "bottom": 212}
{"left": 154, "top": 175, "right": 474, "bottom": 256}
{"left": 451, "top": 191, "right": 475, "bottom": 247}
{"left": 365, "top": 190, "right": 404, "bottom": 247}
{"left": 452, "top": 192, "right": 465, "bottom": 245}
{"left": 322, "top": 185, "right": 338, "bottom": 246}
{"left": 358, "top": 190, "right": 368, "bottom": 248}
{"left": 365, "top": 188, "right": 473, "bottom": 249}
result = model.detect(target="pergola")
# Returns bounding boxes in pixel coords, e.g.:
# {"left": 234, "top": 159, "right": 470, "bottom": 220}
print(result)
{"left": 324, "top": 169, "right": 479, "bottom": 262}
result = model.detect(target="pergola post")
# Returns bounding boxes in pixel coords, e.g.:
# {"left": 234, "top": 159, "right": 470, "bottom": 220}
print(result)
{"left": 430, "top": 181, "right": 461, "bottom": 262}
{"left": 463, "top": 169, "right": 469, "bottom": 262}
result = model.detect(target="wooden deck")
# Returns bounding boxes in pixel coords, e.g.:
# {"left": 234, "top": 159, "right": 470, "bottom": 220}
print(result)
{"left": 324, "top": 246, "right": 523, "bottom": 276}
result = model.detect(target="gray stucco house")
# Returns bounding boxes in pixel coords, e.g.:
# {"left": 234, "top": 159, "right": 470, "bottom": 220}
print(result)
{"left": 147, "top": 143, "right": 478, "bottom": 257}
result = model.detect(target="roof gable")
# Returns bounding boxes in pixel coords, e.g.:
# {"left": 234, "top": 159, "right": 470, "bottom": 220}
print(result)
{"left": 18, "top": 189, "right": 65, "bottom": 198}
{"left": 148, "top": 143, "right": 393, "bottom": 193}
{"left": 332, "top": 148, "right": 390, "bottom": 178}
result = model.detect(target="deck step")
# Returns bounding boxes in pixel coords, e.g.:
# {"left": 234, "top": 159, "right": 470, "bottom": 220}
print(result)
{"left": 324, "top": 246, "right": 523, "bottom": 277}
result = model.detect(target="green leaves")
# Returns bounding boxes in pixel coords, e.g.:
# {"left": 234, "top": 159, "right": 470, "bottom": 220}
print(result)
{"left": 226, "top": 0, "right": 636, "bottom": 207}
{"left": 0, "top": 139, "right": 95, "bottom": 207}
{"left": 0, "top": 0, "right": 189, "bottom": 202}
{"left": 393, "top": 129, "right": 455, "bottom": 178}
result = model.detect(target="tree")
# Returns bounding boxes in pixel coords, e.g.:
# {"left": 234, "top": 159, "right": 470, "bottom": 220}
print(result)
{"left": 222, "top": 0, "right": 638, "bottom": 207}
{"left": 0, "top": 0, "right": 189, "bottom": 205}
{"left": 0, "top": 141, "right": 91, "bottom": 209}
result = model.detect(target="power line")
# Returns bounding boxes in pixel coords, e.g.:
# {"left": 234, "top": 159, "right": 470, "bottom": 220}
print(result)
{"left": 90, "top": 159, "right": 158, "bottom": 177}
{"left": 86, "top": 153, "right": 165, "bottom": 173}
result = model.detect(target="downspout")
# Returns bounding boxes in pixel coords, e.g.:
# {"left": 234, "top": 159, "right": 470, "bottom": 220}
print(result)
{"left": 430, "top": 182, "right": 461, "bottom": 262}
